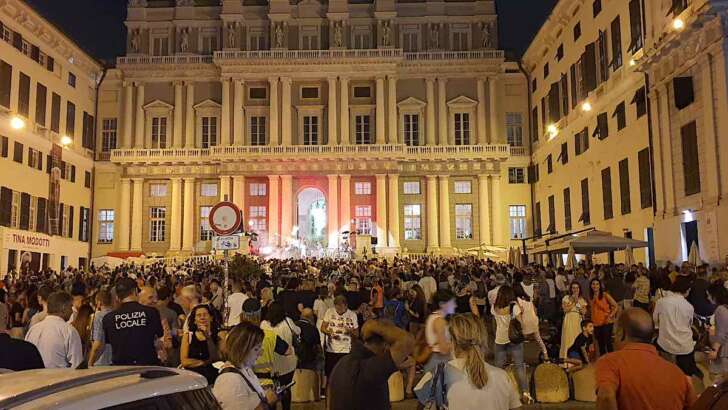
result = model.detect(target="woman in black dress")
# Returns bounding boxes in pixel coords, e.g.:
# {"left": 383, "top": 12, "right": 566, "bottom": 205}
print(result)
{"left": 180, "top": 304, "right": 223, "bottom": 385}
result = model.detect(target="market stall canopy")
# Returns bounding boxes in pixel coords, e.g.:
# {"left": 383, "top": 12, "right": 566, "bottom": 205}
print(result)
{"left": 530, "top": 230, "right": 648, "bottom": 255}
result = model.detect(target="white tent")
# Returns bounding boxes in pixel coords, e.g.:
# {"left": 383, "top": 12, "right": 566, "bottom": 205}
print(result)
{"left": 532, "top": 230, "right": 648, "bottom": 255}
{"left": 566, "top": 245, "right": 577, "bottom": 270}
{"left": 624, "top": 246, "right": 635, "bottom": 266}
{"left": 688, "top": 242, "right": 702, "bottom": 266}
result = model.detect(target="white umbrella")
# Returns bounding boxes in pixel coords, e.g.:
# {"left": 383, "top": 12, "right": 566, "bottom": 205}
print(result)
{"left": 688, "top": 242, "right": 702, "bottom": 266}
{"left": 624, "top": 245, "right": 635, "bottom": 266}
{"left": 566, "top": 245, "right": 577, "bottom": 270}
{"left": 514, "top": 247, "right": 523, "bottom": 269}
{"left": 556, "top": 253, "right": 564, "bottom": 268}
{"left": 507, "top": 247, "right": 515, "bottom": 265}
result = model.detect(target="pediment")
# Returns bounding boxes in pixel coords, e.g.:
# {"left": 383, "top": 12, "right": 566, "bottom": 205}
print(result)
{"left": 397, "top": 96, "right": 426, "bottom": 109}
{"left": 446, "top": 95, "right": 478, "bottom": 108}
{"left": 193, "top": 99, "right": 222, "bottom": 109}
{"left": 143, "top": 99, "right": 174, "bottom": 110}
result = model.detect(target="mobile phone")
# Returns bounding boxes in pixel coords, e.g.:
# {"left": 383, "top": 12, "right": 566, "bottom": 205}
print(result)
{"left": 276, "top": 381, "right": 296, "bottom": 394}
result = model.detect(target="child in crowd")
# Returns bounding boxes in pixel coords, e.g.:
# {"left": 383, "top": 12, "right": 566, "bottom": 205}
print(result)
{"left": 566, "top": 320, "right": 595, "bottom": 371}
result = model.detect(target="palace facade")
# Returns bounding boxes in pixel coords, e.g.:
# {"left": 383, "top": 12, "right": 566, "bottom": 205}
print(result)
{"left": 92, "top": 0, "right": 532, "bottom": 258}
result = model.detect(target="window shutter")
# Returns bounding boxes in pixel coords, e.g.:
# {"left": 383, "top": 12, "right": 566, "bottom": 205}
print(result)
{"left": 619, "top": 159, "right": 631, "bottom": 215}
{"left": 638, "top": 148, "right": 653, "bottom": 209}
{"left": 681, "top": 122, "right": 701, "bottom": 196}
{"left": 628, "top": 0, "right": 643, "bottom": 52}
{"left": 0, "top": 187, "right": 12, "bottom": 226}
{"left": 548, "top": 82, "right": 561, "bottom": 123}
{"left": 47, "top": 56, "right": 54, "bottom": 72}
{"left": 673, "top": 77, "right": 694, "bottom": 110}
{"left": 582, "top": 43, "right": 597, "bottom": 93}
{"left": 38, "top": 154, "right": 43, "bottom": 171}
{"left": 527, "top": 164, "right": 537, "bottom": 183}
{"left": 71, "top": 165, "right": 76, "bottom": 182}
{"left": 37, "top": 197, "right": 47, "bottom": 233}
{"left": 20, "top": 192, "right": 30, "bottom": 230}
{"left": 1, "top": 136, "right": 7, "bottom": 158}
{"left": 68, "top": 205, "right": 74, "bottom": 238}
{"left": 574, "top": 132, "right": 582, "bottom": 155}
{"left": 602, "top": 167, "right": 613, "bottom": 220}
{"left": 12, "top": 32, "right": 22, "bottom": 50}
{"left": 31, "top": 45, "right": 40, "bottom": 62}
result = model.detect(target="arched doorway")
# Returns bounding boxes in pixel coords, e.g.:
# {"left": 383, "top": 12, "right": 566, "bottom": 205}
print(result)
{"left": 296, "top": 187, "right": 327, "bottom": 249}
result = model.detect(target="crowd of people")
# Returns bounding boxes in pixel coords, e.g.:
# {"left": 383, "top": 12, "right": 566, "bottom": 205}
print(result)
{"left": 1, "top": 253, "right": 727, "bottom": 409}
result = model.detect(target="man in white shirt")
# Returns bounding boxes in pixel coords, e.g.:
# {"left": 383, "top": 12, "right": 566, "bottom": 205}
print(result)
{"left": 25, "top": 291, "right": 83, "bottom": 369}
{"left": 653, "top": 276, "right": 700, "bottom": 377}
{"left": 321, "top": 295, "right": 359, "bottom": 378}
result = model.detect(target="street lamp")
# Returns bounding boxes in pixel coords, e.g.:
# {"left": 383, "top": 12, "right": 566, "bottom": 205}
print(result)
{"left": 60, "top": 135, "right": 73, "bottom": 147}
{"left": 547, "top": 123, "right": 558, "bottom": 139}
{"left": 672, "top": 18, "right": 685, "bottom": 30}
{"left": 10, "top": 116, "right": 25, "bottom": 130}
{"left": 581, "top": 102, "right": 592, "bottom": 112}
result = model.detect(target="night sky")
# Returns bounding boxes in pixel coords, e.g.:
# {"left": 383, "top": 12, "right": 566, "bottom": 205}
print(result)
{"left": 25, "top": 0, "right": 556, "bottom": 64}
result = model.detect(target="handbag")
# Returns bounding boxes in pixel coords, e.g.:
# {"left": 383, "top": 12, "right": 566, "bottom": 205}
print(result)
{"left": 220, "top": 367, "right": 272, "bottom": 409}
{"left": 508, "top": 303, "right": 525, "bottom": 345}
{"left": 285, "top": 318, "right": 303, "bottom": 353}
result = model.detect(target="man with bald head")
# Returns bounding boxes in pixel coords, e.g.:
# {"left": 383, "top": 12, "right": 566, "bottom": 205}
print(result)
{"left": 296, "top": 307, "right": 322, "bottom": 371}
{"left": 596, "top": 308, "right": 695, "bottom": 410}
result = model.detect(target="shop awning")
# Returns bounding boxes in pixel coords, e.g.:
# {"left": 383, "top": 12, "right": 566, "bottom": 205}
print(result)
{"left": 530, "top": 230, "right": 648, "bottom": 255}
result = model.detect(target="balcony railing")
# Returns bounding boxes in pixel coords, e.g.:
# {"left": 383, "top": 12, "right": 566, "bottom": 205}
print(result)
{"left": 509, "top": 146, "right": 528, "bottom": 156}
{"left": 403, "top": 50, "right": 504, "bottom": 61}
{"left": 110, "top": 143, "right": 513, "bottom": 163}
{"left": 215, "top": 48, "right": 404, "bottom": 60}
{"left": 117, "top": 55, "right": 214, "bottom": 65}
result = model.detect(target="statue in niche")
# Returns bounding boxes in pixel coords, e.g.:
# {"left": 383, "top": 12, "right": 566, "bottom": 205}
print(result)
{"left": 130, "top": 29, "right": 140, "bottom": 53}
{"left": 481, "top": 21, "right": 493, "bottom": 49}
{"left": 274, "top": 23, "right": 285, "bottom": 48}
{"left": 381, "top": 21, "right": 391, "bottom": 47}
{"left": 227, "top": 23, "right": 236, "bottom": 48}
{"left": 333, "top": 21, "right": 343, "bottom": 48}
{"left": 430, "top": 23, "right": 439, "bottom": 49}
{"left": 180, "top": 28, "right": 190, "bottom": 52}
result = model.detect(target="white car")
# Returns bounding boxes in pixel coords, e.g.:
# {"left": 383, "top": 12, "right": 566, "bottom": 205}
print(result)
{"left": 0, "top": 366, "right": 221, "bottom": 409}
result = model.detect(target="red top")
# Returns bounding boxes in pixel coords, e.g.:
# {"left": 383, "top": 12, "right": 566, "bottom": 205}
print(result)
{"left": 591, "top": 295, "right": 611, "bottom": 326}
{"left": 596, "top": 343, "right": 695, "bottom": 410}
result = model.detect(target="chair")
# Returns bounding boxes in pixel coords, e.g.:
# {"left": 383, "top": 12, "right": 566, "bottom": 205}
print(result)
{"left": 571, "top": 365, "right": 596, "bottom": 402}
{"left": 291, "top": 369, "right": 319, "bottom": 403}
{"left": 388, "top": 371, "right": 405, "bottom": 402}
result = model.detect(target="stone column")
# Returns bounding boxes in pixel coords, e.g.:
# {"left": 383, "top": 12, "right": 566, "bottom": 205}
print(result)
{"left": 426, "top": 78, "right": 436, "bottom": 146}
{"left": 233, "top": 176, "right": 246, "bottom": 221}
{"left": 221, "top": 79, "right": 231, "bottom": 146}
{"left": 269, "top": 77, "right": 279, "bottom": 146}
{"left": 122, "top": 83, "right": 134, "bottom": 149}
{"left": 280, "top": 175, "right": 293, "bottom": 245}
{"left": 327, "top": 175, "right": 340, "bottom": 249}
{"left": 375, "top": 174, "right": 388, "bottom": 248}
{"left": 657, "top": 86, "right": 675, "bottom": 214}
{"left": 118, "top": 178, "right": 132, "bottom": 251}
{"left": 281, "top": 77, "right": 292, "bottom": 146}
{"left": 220, "top": 175, "right": 231, "bottom": 201}
{"left": 426, "top": 175, "right": 439, "bottom": 251}
{"left": 437, "top": 78, "right": 448, "bottom": 145}
{"left": 130, "top": 178, "right": 144, "bottom": 251}
{"left": 185, "top": 82, "right": 195, "bottom": 148}
{"left": 477, "top": 78, "right": 487, "bottom": 145}
{"left": 490, "top": 175, "right": 502, "bottom": 246}
{"left": 135, "top": 84, "right": 145, "bottom": 148}
{"left": 478, "top": 175, "right": 491, "bottom": 246}
{"left": 169, "top": 178, "right": 182, "bottom": 251}
{"left": 328, "top": 77, "right": 338, "bottom": 145}
{"left": 173, "top": 82, "right": 184, "bottom": 148}
{"left": 700, "top": 55, "right": 721, "bottom": 203}
{"left": 233, "top": 80, "right": 245, "bottom": 145}
{"left": 340, "top": 175, "right": 351, "bottom": 235}
{"left": 387, "top": 76, "right": 398, "bottom": 144}
{"left": 488, "top": 77, "right": 498, "bottom": 143}
{"left": 387, "top": 174, "right": 400, "bottom": 250}
{"left": 438, "top": 175, "right": 451, "bottom": 250}
{"left": 340, "top": 77, "right": 350, "bottom": 144}
{"left": 182, "top": 178, "right": 195, "bottom": 252}
{"left": 376, "top": 77, "right": 386, "bottom": 144}
{"left": 268, "top": 175, "right": 280, "bottom": 246}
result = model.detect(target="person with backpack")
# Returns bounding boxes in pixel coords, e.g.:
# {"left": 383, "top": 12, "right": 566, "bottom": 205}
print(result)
{"left": 213, "top": 322, "right": 280, "bottom": 410}
{"left": 294, "top": 308, "right": 321, "bottom": 371}
{"left": 492, "top": 286, "right": 528, "bottom": 402}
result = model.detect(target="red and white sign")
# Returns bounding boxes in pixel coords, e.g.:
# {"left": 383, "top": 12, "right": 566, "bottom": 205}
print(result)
{"left": 209, "top": 201, "right": 241, "bottom": 235}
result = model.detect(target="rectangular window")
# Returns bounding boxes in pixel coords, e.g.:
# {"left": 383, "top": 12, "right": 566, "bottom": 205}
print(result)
{"left": 681, "top": 121, "right": 701, "bottom": 196}
{"left": 201, "top": 117, "right": 218, "bottom": 148}
{"left": 614, "top": 102, "right": 626, "bottom": 130}
{"left": 150, "top": 183, "right": 168, "bottom": 197}
{"left": 28, "top": 148, "right": 41, "bottom": 170}
{"left": 355, "top": 115, "right": 372, "bottom": 144}
{"left": 560, "top": 74, "right": 569, "bottom": 117}
{"left": 628, "top": 0, "right": 644, "bottom": 52}
{"left": 583, "top": 42, "right": 598, "bottom": 93}
{"left": 29, "top": 196, "right": 37, "bottom": 232}
{"left": 151, "top": 117, "right": 167, "bottom": 149}
{"left": 452, "top": 31, "right": 468, "bottom": 51}
{"left": 506, "top": 113, "right": 523, "bottom": 146}
{"left": 403, "top": 114, "right": 420, "bottom": 146}
{"left": 580, "top": 178, "right": 590, "bottom": 225}
{"left": 85, "top": 171, "right": 91, "bottom": 188}
{"left": 68, "top": 72, "right": 76, "bottom": 88}
{"left": 633, "top": 87, "right": 647, "bottom": 118}
{"left": 200, "top": 206, "right": 213, "bottom": 241}
{"left": 601, "top": 167, "right": 613, "bottom": 220}
{"left": 454, "top": 113, "right": 470, "bottom": 145}
{"left": 82, "top": 112, "right": 94, "bottom": 150}
{"left": 547, "top": 154, "right": 553, "bottom": 174}
{"left": 619, "top": 158, "right": 631, "bottom": 215}
{"left": 98, "top": 209, "right": 114, "bottom": 243}
{"left": 454, "top": 181, "right": 471, "bottom": 194}
{"left": 455, "top": 204, "right": 473, "bottom": 240}
{"left": 79, "top": 206, "right": 89, "bottom": 242}
{"left": 1, "top": 136, "right": 8, "bottom": 158}
{"left": 534, "top": 202, "right": 542, "bottom": 236}
{"left": 531, "top": 107, "right": 539, "bottom": 141}
{"left": 249, "top": 32, "right": 265, "bottom": 51}
{"left": 404, "top": 204, "right": 422, "bottom": 240}
{"left": 301, "top": 34, "right": 319, "bottom": 50}
{"left": 18, "top": 72, "right": 30, "bottom": 117}
{"left": 564, "top": 187, "right": 572, "bottom": 232}
{"left": 403, "top": 181, "right": 421, "bottom": 195}
{"left": 302, "top": 116, "right": 319, "bottom": 145}
{"left": 102, "top": 118, "right": 118, "bottom": 152}
{"left": 0, "top": 60, "right": 11, "bottom": 108}
{"left": 250, "top": 116, "right": 266, "bottom": 146}
{"left": 149, "top": 207, "right": 166, "bottom": 242}
{"left": 13, "top": 141, "right": 23, "bottom": 163}
{"left": 574, "top": 22, "right": 582, "bottom": 41}
{"left": 152, "top": 37, "right": 168, "bottom": 56}
{"left": 595, "top": 112, "right": 609, "bottom": 139}
{"left": 35, "top": 83, "right": 47, "bottom": 127}
{"left": 403, "top": 31, "right": 419, "bottom": 52}
{"left": 201, "top": 182, "right": 218, "bottom": 197}
{"left": 249, "top": 183, "right": 266, "bottom": 196}
{"left": 610, "top": 16, "right": 623, "bottom": 70}
{"left": 249, "top": 206, "right": 267, "bottom": 232}
{"left": 508, "top": 168, "right": 525, "bottom": 184}
{"left": 249, "top": 87, "right": 267, "bottom": 100}
{"left": 354, "top": 182, "right": 371, "bottom": 195}
{"left": 597, "top": 30, "right": 609, "bottom": 84}
{"left": 673, "top": 77, "right": 694, "bottom": 110}
{"left": 201, "top": 35, "right": 217, "bottom": 54}
{"left": 559, "top": 142, "right": 569, "bottom": 164}
{"left": 638, "top": 148, "right": 653, "bottom": 209}
{"left": 354, "top": 205, "right": 372, "bottom": 235}
{"left": 547, "top": 195, "right": 556, "bottom": 233}
{"left": 593, "top": 0, "right": 602, "bottom": 17}
{"left": 556, "top": 44, "right": 564, "bottom": 61}
{"left": 51, "top": 93, "right": 61, "bottom": 133}
{"left": 301, "top": 87, "right": 319, "bottom": 99}
{"left": 543, "top": 63, "right": 550, "bottom": 79}
{"left": 66, "top": 101, "right": 75, "bottom": 137}
{"left": 509, "top": 205, "right": 527, "bottom": 239}
{"left": 570, "top": 64, "right": 578, "bottom": 109}
{"left": 353, "top": 86, "right": 371, "bottom": 98}
{"left": 353, "top": 32, "right": 370, "bottom": 49}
